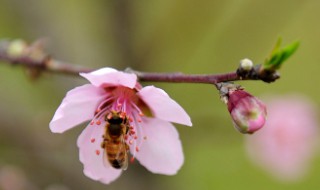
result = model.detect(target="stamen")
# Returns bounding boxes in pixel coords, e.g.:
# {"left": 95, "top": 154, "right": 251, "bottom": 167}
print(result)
{"left": 143, "top": 136, "right": 147, "bottom": 140}
{"left": 129, "top": 140, "right": 133, "bottom": 145}
{"left": 96, "top": 120, "right": 101, "bottom": 125}
{"left": 132, "top": 113, "right": 145, "bottom": 151}
{"left": 136, "top": 146, "right": 139, "bottom": 152}
{"left": 90, "top": 121, "right": 95, "bottom": 125}
{"left": 121, "top": 100, "right": 127, "bottom": 113}
{"left": 134, "top": 135, "right": 138, "bottom": 140}
{"left": 96, "top": 96, "right": 113, "bottom": 113}
{"left": 107, "top": 113, "right": 112, "bottom": 120}
{"left": 131, "top": 102, "right": 144, "bottom": 117}
{"left": 116, "top": 98, "right": 122, "bottom": 110}
{"left": 92, "top": 104, "right": 113, "bottom": 122}
{"left": 130, "top": 157, "right": 135, "bottom": 163}
{"left": 120, "top": 112, "right": 126, "bottom": 118}
{"left": 95, "top": 150, "right": 100, "bottom": 156}
{"left": 91, "top": 138, "right": 96, "bottom": 143}
{"left": 139, "top": 112, "right": 144, "bottom": 117}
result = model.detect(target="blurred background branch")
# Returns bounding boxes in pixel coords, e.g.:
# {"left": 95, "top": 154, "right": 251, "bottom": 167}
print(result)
{"left": 0, "top": 39, "right": 93, "bottom": 77}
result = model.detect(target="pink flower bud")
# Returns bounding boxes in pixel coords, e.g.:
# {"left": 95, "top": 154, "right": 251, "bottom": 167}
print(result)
{"left": 227, "top": 90, "right": 267, "bottom": 134}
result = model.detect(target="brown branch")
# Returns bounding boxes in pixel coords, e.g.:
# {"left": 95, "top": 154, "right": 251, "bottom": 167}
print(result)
{"left": 0, "top": 39, "right": 279, "bottom": 84}
{"left": 0, "top": 40, "right": 93, "bottom": 76}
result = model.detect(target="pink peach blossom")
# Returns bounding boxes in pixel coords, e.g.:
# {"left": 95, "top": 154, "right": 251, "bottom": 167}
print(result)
{"left": 50, "top": 68, "right": 192, "bottom": 184}
{"left": 245, "top": 95, "right": 319, "bottom": 181}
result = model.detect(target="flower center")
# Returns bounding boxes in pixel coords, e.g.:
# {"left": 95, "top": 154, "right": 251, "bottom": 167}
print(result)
{"left": 90, "top": 86, "right": 148, "bottom": 163}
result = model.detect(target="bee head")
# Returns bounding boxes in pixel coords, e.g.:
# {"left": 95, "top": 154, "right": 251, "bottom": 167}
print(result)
{"left": 105, "top": 111, "right": 124, "bottom": 124}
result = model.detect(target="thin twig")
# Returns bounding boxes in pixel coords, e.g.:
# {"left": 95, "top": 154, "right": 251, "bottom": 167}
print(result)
{"left": 0, "top": 39, "right": 279, "bottom": 84}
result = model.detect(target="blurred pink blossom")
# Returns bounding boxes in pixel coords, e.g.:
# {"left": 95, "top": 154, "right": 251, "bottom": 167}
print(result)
{"left": 245, "top": 95, "right": 319, "bottom": 181}
{"left": 50, "top": 68, "right": 192, "bottom": 184}
{"left": 0, "top": 165, "right": 36, "bottom": 190}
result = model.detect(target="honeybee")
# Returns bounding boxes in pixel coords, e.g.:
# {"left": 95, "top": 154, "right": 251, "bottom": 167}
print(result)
{"left": 101, "top": 111, "right": 130, "bottom": 170}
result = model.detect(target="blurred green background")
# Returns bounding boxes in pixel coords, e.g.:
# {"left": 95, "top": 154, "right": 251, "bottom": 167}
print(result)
{"left": 0, "top": 0, "right": 319, "bottom": 189}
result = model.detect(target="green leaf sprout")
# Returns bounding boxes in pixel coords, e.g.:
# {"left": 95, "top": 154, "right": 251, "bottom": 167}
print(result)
{"left": 263, "top": 38, "right": 300, "bottom": 71}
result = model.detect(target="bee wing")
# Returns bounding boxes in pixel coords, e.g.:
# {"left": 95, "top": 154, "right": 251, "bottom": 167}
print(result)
{"left": 102, "top": 150, "right": 112, "bottom": 168}
{"left": 102, "top": 133, "right": 113, "bottom": 168}
{"left": 116, "top": 135, "right": 129, "bottom": 170}
{"left": 103, "top": 147, "right": 113, "bottom": 168}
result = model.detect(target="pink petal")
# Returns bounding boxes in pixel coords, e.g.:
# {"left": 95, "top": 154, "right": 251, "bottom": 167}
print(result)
{"left": 80, "top": 68, "right": 137, "bottom": 88}
{"left": 50, "top": 84, "right": 106, "bottom": 133}
{"left": 138, "top": 86, "right": 192, "bottom": 126}
{"left": 135, "top": 118, "right": 184, "bottom": 175}
{"left": 77, "top": 123, "right": 122, "bottom": 184}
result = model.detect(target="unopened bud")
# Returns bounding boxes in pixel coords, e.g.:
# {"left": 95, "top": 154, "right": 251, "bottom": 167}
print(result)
{"left": 227, "top": 90, "right": 267, "bottom": 134}
{"left": 240, "top": 58, "right": 253, "bottom": 71}
{"left": 7, "top": 39, "right": 27, "bottom": 58}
